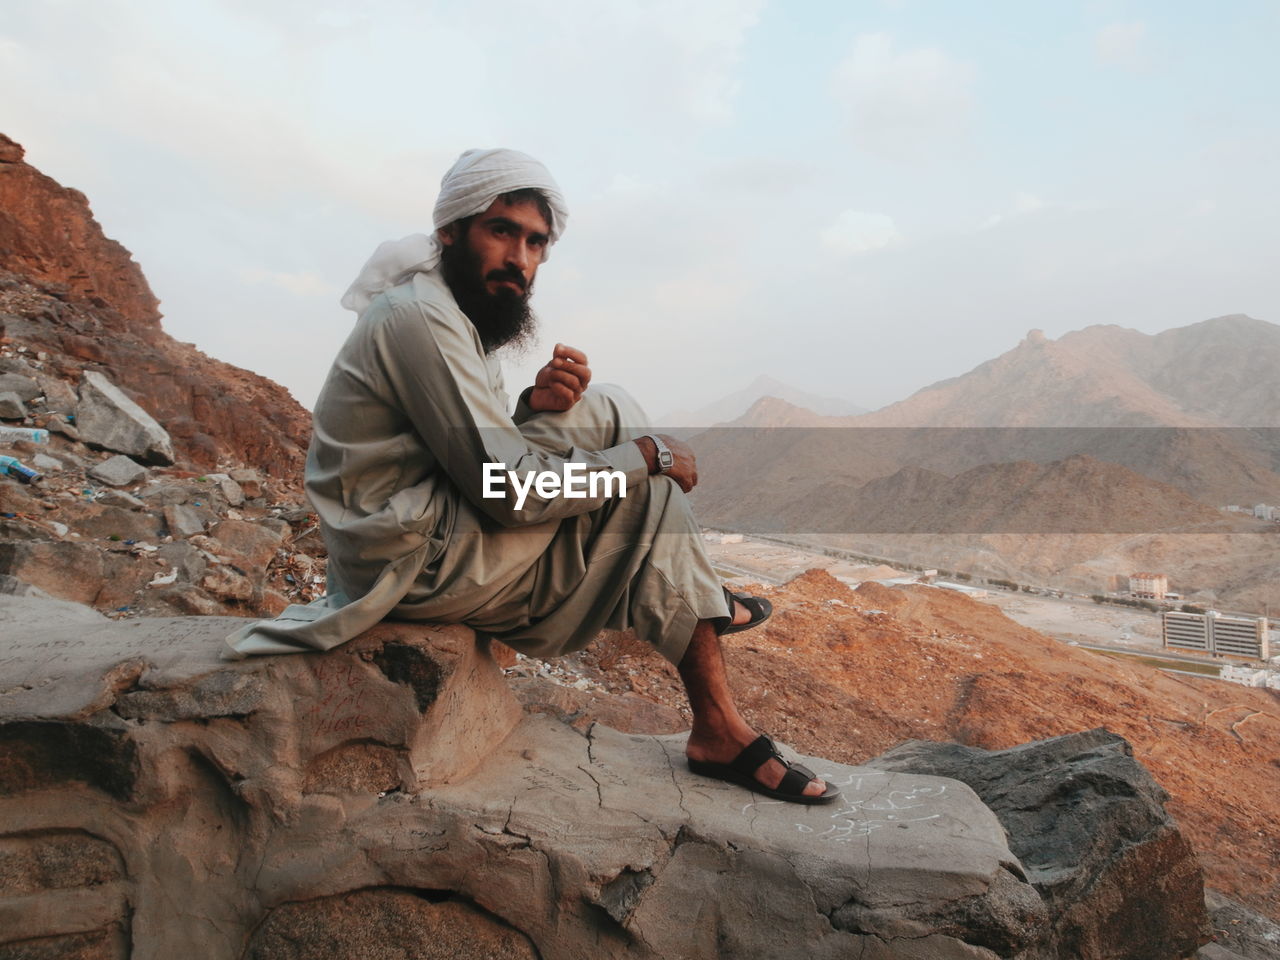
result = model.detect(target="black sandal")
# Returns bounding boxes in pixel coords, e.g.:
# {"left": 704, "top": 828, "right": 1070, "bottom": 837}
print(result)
{"left": 688, "top": 734, "right": 840, "bottom": 804}
{"left": 714, "top": 586, "right": 772, "bottom": 636}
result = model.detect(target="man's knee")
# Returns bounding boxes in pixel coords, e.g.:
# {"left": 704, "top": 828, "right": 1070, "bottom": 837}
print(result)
{"left": 518, "top": 383, "right": 652, "bottom": 455}
{"left": 573, "top": 383, "right": 650, "bottom": 433}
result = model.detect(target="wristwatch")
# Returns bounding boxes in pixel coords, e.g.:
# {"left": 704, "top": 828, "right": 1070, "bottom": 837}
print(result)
{"left": 646, "top": 434, "right": 675, "bottom": 474}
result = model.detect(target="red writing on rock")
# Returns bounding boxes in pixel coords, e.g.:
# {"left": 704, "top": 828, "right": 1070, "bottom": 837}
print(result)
{"left": 306, "top": 659, "right": 374, "bottom": 736}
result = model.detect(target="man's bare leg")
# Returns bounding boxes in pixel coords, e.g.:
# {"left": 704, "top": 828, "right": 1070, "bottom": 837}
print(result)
{"left": 678, "top": 609, "right": 828, "bottom": 798}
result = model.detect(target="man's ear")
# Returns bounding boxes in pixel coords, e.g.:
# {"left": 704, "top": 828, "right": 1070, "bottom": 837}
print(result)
{"left": 437, "top": 223, "right": 458, "bottom": 247}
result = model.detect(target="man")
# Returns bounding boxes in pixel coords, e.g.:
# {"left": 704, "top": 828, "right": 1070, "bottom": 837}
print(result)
{"left": 225, "top": 148, "right": 835, "bottom": 804}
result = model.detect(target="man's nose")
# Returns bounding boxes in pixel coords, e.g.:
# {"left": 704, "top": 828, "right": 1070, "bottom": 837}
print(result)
{"left": 506, "top": 238, "right": 531, "bottom": 272}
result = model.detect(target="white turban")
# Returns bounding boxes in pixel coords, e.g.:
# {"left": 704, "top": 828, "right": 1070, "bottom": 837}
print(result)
{"left": 340, "top": 147, "right": 569, "bottom": 314}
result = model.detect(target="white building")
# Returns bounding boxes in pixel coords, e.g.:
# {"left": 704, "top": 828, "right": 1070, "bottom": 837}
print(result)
{"left": 1130, "top": 572, "right": 1170, "bottom": 600}
{"left": 1163, "top": 611, "right": 1272, "bottom": 660}
{"left": 704, "top": 531, "right": 744, "bottom": 544}
{"left": 1222, "top": 665, "right": 1267, "bottom": 687}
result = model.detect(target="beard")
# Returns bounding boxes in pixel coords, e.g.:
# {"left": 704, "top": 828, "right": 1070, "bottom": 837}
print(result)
{"left": 440, "top": 237, "right": 538, "bottom": 355}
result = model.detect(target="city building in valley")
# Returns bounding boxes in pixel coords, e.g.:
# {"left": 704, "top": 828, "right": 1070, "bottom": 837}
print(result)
{"left": 1163, "top": 611, "right": 1271, "bottom": 660}
{"left": 1130, "top": 572, "right": 1170, "bottom": 600}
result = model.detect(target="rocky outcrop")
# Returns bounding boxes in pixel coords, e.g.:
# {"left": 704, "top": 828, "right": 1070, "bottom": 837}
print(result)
{"left": 0, "top": 132, "right": 310, "bottom": 478}
{"left": 1199, "top": 890, "right": 1280, "bottom": 960}
{"left": 0, "top": 133, "right": 161, "bottom": 336}
{"left": 0, "top": 600, "right": 1070, "bottom": 959}
{"left": 75, "top": 371, "right": 175, "bottom": 465}
{"left": 0, "top": 427, "right": 321, "bottom": 618}
{"left": 869, "top": 731, "right": 1209, "bottom": 959}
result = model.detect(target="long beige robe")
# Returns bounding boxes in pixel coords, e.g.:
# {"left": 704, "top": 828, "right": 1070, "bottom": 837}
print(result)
{"left": 223, "top": 269, "right": 726, "bottom": 663}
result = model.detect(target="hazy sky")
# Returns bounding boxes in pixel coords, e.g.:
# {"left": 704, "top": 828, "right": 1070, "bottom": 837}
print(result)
{"left": 3, "top": 1, "right": 1278, "bottom": 419}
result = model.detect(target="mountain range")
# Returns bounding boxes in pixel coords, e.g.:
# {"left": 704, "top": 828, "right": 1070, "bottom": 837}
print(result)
{"left": 657, "top": 374, "right": 865, "bottom": 427}
{"left": 856, "top": 319, "right": 1280, "bottom": 428}
{"left": 686, "top": 320, "right": 1280, "bottom": 612}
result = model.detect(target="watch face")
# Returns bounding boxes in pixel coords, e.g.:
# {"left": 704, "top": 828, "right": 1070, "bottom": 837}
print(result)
{"left": 659, "top": 450, "right": 674, "bottom": 469}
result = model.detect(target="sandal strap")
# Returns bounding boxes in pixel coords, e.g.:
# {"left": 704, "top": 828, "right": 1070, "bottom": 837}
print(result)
{"left": 779, "top": 762, "right": 818, "bottom": 796}
{"left": 730, "top": 734, "right": 781, "bottom": 777}
{"left": 731, "top": 592, "right": 768, "bottom": 620}
{"left": 718, "top": 587, "right": 773, "bottom": 635}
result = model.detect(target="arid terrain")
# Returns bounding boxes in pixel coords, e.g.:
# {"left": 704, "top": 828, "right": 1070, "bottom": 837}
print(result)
{"left": 4, "top": 131, "right": 1279, "bottom": 935}
{"left": 525, "top": 569, "right": 1280, "bottom": 922}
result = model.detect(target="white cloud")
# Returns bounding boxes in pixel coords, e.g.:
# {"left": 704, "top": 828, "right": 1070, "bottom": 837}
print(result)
{"left": 821, "top": 209, "right": 902, "bottom": 255}
{"left": 1095, "top": 21, "right": 1148, "bottom": 70}
{"left": 830, "top": 32, "right": 974, "bottom": 160}
{"left": 240, "top": 268, "right": 339, "bottom": 298}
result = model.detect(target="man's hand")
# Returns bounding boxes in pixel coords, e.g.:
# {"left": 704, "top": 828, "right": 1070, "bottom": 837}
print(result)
{"left": 635, "top": 434, "right": 699, "bottom": 493}
{"left": 528, "top": 343, "right": 592, "bottom": 413}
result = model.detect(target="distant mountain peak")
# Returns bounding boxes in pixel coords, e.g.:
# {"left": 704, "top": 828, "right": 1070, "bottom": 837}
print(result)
{"left": 1194, "top": 313, "right": 1272, "bottom": 331}
{"left": 857, "top": 314, "right": 1280, "bottom": 427}
{"left": 658, "top": 375, "right": 865, "bottom": 428}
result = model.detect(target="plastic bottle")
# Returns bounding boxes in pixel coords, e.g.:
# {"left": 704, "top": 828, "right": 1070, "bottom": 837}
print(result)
{"left": 0, "top": 455, "right": 42, "bottom": 483}
{"left": 0, "top": 426, "right": 50, "bottom": 444}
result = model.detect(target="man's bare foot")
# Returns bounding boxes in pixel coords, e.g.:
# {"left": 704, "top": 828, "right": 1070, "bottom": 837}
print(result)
{"left": 685, "top": 723, "right": 829, "bottom": 798}
{"left": 677, "top": 617, "right": 829, "bottom": 800}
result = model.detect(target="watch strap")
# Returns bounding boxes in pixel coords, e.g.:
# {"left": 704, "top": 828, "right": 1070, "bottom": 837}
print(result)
{"left": 646, "top": 434, "right": 675, "bottom": 473}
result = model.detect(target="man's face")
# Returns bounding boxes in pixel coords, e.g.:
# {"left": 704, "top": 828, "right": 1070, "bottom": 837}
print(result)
{"left": 439, "top": 195, "right": 550, "bottom": 353}
{"left": 444, "top": 194, "right": 550, "bottom": 296}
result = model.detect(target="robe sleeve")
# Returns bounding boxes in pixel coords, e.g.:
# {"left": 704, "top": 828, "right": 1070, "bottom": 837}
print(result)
{"left": 373, "top": 295, "right": 649, "bottom": 527}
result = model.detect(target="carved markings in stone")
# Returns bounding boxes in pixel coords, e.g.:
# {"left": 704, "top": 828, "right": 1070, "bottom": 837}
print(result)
{"left": 305, "top": 659, "right": 374, "bottom": 739}
{"left": 775, "top": 769, "right": 948, "bottom": 842}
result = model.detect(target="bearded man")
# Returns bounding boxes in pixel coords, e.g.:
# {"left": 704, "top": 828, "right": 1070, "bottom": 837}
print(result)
{"left": 225, "top": 148, "right": 835, "bottom": 805}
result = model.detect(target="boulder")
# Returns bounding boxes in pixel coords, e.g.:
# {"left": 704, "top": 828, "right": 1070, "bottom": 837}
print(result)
{"left": 45, "top": 412, "right": 80, "bottom": 440}
{"left": 96, "top": 489, "right": 145, "bottom": 510}
{"left": 0, "top": 390, "right": 25, "bottom": 419}
{"left": 87, "top": 455, "right": 147, "bottom": 488}
{"left": 206, "top": 518, "right": 282, "bottom": 571}
{"left": 162, "top": 503, "right": 211, "bottom": 539}
{"left": 203, "top": 473, "right": 245, "bottom": 507}
{"left": 0, "top": 540, "right": 106, "bottom": 605}
{"left": 152, "top": 584, "right": 223, "bottom": 616}
{"left": 75, "top": 371, "right": 174, "bottom": 465}
{"left": 155, "top": 542, "right": 207, "bottom": 584}
{"left": 200, "top": 565, "right": 254, "bottom": 601}
{"left": 0, "top": 591, "right": 105, "bottom": 626}
{"left": 34, "top": 373, "right": 78, "bottom": 414}
{"left": 1200, "top": 889, "right": 1280, "bottom": 960}
{"left": 1199, "top": 947, "right": 1251, "bottom": 960}
{"left": 0, "top": 372, "right": 40, "bottom": 401}
{"left": 0, "top": 614, "right": 1048, "bottom": 959}
{"left": 0, "top": 575, "right": 54, "bottom": 600}
{"left": 138, "top": 482, "right": 192, "bottom": 506}
{"left": 53, "top": 503, "right": 162, "bottom": 544}
{"left": 31, "top": 453, "right": 65, "bottom": 473}
{"left": 229, "top": 468, "right": 263, "bottom": 499}
{"left": 0, "top": 517, "right": 44, "bottom": 541}
{"left": 867, "top": 729, "right": 1209, "bottom": 960}
{"left": 244, "top": 889, "right": 538, "bottom": 959}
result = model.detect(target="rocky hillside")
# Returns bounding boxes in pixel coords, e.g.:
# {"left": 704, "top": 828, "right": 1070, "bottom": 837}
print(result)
{"left": 686, "top": 322, "right": 1280, "bottom": 611}
{"left": 694, "top": 450, "right": 1245, "bottom": 535}
{"left": 0, "top": 133, "right": 310, "bottom": 478}
{"left": 537, "top": 570, "right": 1280, "bottom": 926}
{"left": 0, "top": 133, "right": 321, "bottom": 619}
{"left": 858, "top": 318, "right": 1280, "bottom": 428}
